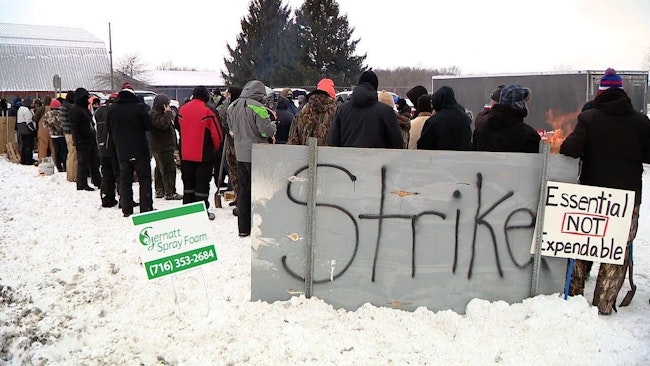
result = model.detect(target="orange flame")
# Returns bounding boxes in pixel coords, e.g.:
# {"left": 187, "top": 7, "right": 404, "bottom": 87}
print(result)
{"left": 540, "top": 108, "right": 581, "bottom": 154}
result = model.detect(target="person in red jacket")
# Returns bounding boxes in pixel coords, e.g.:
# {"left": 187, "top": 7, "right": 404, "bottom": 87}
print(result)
{"left": 178, "top": 86, "right": 224, "bottom": 220}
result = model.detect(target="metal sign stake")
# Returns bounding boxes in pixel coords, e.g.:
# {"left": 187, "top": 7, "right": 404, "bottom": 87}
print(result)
{"left": 531, "top": 142, "right": 551, "bottom": 297}
{"left": 305, "top": 137, "right": 318, "bottom": 298}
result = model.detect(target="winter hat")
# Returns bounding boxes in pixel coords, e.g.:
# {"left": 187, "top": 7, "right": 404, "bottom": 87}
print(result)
{"left": 490, "top": 85, "right": 506, "bottom": 103}
{"left": 499, "top": 84, "right": 531, "bottom": 113}
{"left": 396, "top": 98, "right": 408, "bottom": 111}
{"left": 121, "top": 82, "right": 135, "bottom": 94}
{"left": 378, "top": 90, "right": 395, "bottom": 108}
{"left": 416, "top": 94, "right": 433, "bottom": 113}
{"left": 359, "top": 70, "right": 379, "bottom": 90}
{"left": 192, "top": 86, "right": 210, "bottom": 102}
{"left": 406, "top": 85, "right": 428, "bottom": 108}
{"left": 316, "top": 78, "right": 336, "bottom": 99}
{"left": 49, "top": 99, "right": 62, "bottom": 108}
{"left": 599, "top": 68, "right": 623, "bottom": 92}
{"left": 23, "top": 97, "right": 33, "bottom": 108}
{"left": 153, "top": 94, "right": 171, "bottom": 110}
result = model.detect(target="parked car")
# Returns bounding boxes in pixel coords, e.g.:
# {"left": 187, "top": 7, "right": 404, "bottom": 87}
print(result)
{"left": 134, "top": 90, "right": 180, "bottom": 112}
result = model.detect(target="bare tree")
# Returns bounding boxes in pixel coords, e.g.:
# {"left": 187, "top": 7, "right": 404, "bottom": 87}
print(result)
{"left": 156, "top": 61, "right": 198, "bottom": 71}
{"left": 117, "top": 52, "right": 149, "bottom": 80}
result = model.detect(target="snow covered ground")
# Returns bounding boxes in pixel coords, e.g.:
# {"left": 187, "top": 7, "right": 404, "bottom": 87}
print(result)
{"left": 0, "top": 157, "right": 649, "bottom": 365}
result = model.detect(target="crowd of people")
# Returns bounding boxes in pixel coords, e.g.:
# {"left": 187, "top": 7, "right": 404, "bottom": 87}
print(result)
{"left": 3, "top": 68, "right": 649, "bottom": 315}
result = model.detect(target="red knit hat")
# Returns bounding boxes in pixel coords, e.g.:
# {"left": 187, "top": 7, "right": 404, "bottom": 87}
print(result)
{"left": 49, "top": 99, "right": 62, "bottom": 108}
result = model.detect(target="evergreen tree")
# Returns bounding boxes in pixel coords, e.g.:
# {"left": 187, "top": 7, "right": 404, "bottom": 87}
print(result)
{"left": 222, "top": 0, "right": 300, "bottom": 87}
{"left": 294, "top": 0, "right": 366, "bottom": 87}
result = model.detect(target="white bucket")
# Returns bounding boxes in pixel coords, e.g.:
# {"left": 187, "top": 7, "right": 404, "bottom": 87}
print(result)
{"left": 38, "top": 158, "right": 55, "bottom": 176}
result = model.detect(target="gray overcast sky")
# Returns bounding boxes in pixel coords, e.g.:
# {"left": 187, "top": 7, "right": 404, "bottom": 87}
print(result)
{"left": 2, "top": 0, "right": 649, "bottom": 75}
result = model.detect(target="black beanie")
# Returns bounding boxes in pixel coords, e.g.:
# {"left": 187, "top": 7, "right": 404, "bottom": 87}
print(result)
{"left": 192, "top": 86, "right": 210, "bottom": 102}
{"left": 359, "top": 70, "right": 379, "bottom": 90}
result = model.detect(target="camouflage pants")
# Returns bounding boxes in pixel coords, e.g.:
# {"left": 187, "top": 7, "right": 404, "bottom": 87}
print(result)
{"left": 225, "top": 134, "right": 238, "bottom": 197}
{"left": 569, "top": 204, "right": 639, "bottom": 314}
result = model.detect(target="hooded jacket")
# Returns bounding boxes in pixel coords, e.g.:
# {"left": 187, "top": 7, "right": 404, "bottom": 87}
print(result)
{"left": 417, "top": 86, "right": 472, "bottom": 151}
{"left": 94, "top": 104, "right": 114, "bottom": 157}
{"left": 560, "top": 88, "right": 650, "bottom": 205}
{"left": 68, "top": 89, "right": 95, "bottom": 148}
{"left": 149, "top": 95, "right": 177, "bottom": 153}
{"left": 274, "top": 96, "right": 294, "bottom": 144}
{"left": 287, "top": 91, "right": 337, "bottom": 146}
{"left": 326, "top": 82, "right": 403, "bottom": 148}
{"left": 178, "top": 96, "right": 223, "bottom": 163}
{"left": 106, "top": 90, "right": 152, "bottom": 161}
{"left": 226, "top": 80, "right": 276, "bottom": 162}
{"left": 472, "top": 104, "right": 540, "bottom": 153}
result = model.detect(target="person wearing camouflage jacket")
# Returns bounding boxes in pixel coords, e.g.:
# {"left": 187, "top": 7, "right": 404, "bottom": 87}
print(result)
{"left": 287, "top": 89, "right": 337, "bottom": 146}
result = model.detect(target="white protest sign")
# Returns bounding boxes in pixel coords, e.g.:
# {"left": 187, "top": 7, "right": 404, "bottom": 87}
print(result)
{"left": 131, "top": 202, "right": 218, "bottom": 280}
{"left": 537, "top": 181, "right": 634, "bottom": 265}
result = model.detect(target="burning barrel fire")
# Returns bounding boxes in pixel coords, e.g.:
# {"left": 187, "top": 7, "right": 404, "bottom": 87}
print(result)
{"left": 538, "top": 108, "right": 581, "bottom": 153}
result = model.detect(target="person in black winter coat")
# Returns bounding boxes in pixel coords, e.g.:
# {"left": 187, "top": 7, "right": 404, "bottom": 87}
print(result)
{"left": 326, "top": 70, "right": 403, "bottom": 148}
{"left": 472, "top": 84, "right": 540, "bottom": 153}
{"left": 95, "top": 96, "right": 120, "bottom": 207}
{"left": 274, "top": 96, "right": 294, "bottom": 144}
{"left": 560, "top": 68, "right": 650, "bottom": 315}
{"left": 106, "top": 86, "right": 154, "bottom": 217}
{"left": 68, "top": 88, "right": 101, "bottom": 191}
{"left": 417, "top": 86, "right": 472, "bottom": 151}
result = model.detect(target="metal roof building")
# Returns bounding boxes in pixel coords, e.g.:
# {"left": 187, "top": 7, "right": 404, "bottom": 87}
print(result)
{"left": 146, "top": 70, "right": 226, "bottom": 102}
{"left": 0, "top": 23, "right": 110, "bottom": 93}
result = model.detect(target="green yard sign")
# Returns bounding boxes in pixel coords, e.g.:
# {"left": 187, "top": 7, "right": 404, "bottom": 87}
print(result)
{"left": 131, "top": 202, "right": 218, "bottom": 280}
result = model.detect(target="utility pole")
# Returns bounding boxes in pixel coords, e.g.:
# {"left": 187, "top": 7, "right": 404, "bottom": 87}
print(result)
{"left": 109, "top": 22, "right": 114, "bottom": 91}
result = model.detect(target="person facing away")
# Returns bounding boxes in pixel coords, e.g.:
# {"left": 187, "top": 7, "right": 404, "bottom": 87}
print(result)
{"left": 33, "top": 96, "right": 56, "bottom": 164}
{"left": 178, "top": 86, "right": 224, "bottom": 220}
{"left": 378, "top": 90, "right": 410, "bottom": 148}
{"left": 150, "top": 94, "right": 182, "bottom": 201}
{"left": 106, "top": 84, "right": 154, "bottom": 217}
{"left": 16, "top": 97, "right": 36, "bottom": 165}
{"left": 474, "top": 84, "right": 505, "bottom": 129}
{"left": 60, "top": 91, "right": 77, "bottom": 182}
{"left": 406, "top": 85, "right": 428, "bottom": 118}
{"left": 560, "top": 68, "right": 650, "bottom": 315}
{"left": 274, "top": 96, "right": 294, "bottom": 144}
{"left": 43, "top": 99, "right": 68, "bottom": 172}
{"left": 472, "top": 84, "right": 541, "bottom": 153}
{"left": 408, "top": 94, "right": 434, "bottom": 150}
{"left": 95, "top": 94, "right": 121, "bottom": 208}
{"left": 417, "top": 86, "right": 472, "bottom": 151}
{"left": 216, "top": 86, "right": 243, "bottom": 203}
{"left": 227, "top": 80, "right": 276, "bottom": 236}
{"left": 68, "top": 88, "right": 102, "bottom": 191}
{"left": 326, "top": 70, "right": 403, "bottom": 149}
{"left": 287, "top": 78, "right": 337, "bottom": 146}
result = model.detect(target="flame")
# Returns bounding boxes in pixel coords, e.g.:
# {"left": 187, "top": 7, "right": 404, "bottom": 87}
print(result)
{"left": 540, "top": 108, "right": 581, "bottom": 154}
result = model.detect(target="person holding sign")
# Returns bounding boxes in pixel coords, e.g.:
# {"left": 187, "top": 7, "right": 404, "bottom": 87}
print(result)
{"left": 560, "top": 68, "right": 650, "bottom": 315}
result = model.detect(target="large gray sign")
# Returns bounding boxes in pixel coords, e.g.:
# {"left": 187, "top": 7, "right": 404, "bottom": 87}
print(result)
{"left": 251, "top": 145, "right": 579, "bottom": 313}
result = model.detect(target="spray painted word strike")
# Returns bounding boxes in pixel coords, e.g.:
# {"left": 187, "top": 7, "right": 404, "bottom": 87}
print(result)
{"left": 251, "top": 146, "right": 580, "bottom": 312}
{"left": 131, "top": 202, "right": 218, "bottom": 280}
{"left": 539, "top": 181, "right": 634, "bottom": 265}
